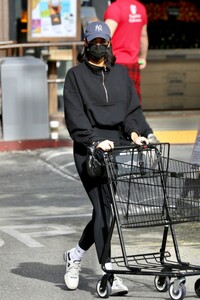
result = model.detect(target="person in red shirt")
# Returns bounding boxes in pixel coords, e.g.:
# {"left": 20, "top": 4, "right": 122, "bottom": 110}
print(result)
{"left": 104, "top": 0, "right": 159, "bottom": 143}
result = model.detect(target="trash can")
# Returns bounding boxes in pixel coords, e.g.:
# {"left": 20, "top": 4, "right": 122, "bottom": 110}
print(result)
{"left": 0, "top": 56, "right": 49, "bottom": 141}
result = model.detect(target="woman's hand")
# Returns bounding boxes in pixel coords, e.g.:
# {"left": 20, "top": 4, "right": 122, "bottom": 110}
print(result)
{"left": 96, "top": 140, "right": 114, "bottom": 151}
{"left": 131, "top": 132, "right": 149, "bottom": 145}
{"left": 134, "top": 136, "right": 149, "bottom": 145}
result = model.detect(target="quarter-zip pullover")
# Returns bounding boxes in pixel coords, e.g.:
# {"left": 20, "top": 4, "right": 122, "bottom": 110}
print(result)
{"left": 64, "top": 60, "right": 142, "bottom": 146}
{"left": 101, "top": 70, "right": 109, "bottom": 103}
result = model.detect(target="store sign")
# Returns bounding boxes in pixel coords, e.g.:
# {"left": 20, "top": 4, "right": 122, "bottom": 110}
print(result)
{"left": 27, "top": 0, "right": 81, "bottom": 41}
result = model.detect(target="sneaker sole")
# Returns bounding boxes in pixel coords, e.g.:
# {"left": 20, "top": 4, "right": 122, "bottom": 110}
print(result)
{"left": 111, "top": 290, "right": 128, "bottom": 296}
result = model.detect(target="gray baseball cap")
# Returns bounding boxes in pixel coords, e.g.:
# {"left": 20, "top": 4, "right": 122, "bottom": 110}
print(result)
{"left": 84, "top": 21, "right": 111, "bottom": 42}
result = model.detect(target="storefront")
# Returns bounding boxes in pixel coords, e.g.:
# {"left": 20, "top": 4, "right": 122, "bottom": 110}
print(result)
{"left": 2, "top": 0, "right": 200, "bottom": 111}
{"left": 140, "top": 0, "right": 200, "bottom": 110}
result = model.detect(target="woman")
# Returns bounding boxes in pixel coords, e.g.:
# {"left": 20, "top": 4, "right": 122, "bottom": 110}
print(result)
{"left": 63, "top": 21, "right": 148, "bottom": 296}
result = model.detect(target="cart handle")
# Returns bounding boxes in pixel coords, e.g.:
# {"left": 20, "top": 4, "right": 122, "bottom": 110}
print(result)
{"left": 111, "top": 143, "right": 158, "bottom": 151}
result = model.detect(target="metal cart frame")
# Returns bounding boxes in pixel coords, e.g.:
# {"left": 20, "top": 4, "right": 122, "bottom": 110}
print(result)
{"left": 96, "top": 144, "right": 200, "bottom": 300}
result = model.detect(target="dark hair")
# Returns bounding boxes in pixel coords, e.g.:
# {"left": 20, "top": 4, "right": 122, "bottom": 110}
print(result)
{"left": 77, "top": 44, "right": 116, "bottom": 66}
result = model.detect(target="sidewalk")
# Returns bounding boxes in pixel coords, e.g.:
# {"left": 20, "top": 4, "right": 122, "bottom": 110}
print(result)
{"left": 0, "top": 110, "right": 199, "bottom": 152}
{"left": 144, "top": 110, "right": 200, "bottom": 144}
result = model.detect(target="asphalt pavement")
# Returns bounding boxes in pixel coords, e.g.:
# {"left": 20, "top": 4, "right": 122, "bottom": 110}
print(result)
{"left": 0, "top": 144, "right": 200, "bottom": 300}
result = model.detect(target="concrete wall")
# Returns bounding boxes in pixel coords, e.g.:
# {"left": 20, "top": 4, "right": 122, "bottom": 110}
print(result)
{"left": 141, "top": 49, "right": 200, "bottom": 110}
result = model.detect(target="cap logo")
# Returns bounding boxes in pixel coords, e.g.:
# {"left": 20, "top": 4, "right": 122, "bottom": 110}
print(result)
{"left": 95, "top": 24, "right": 103, "bottom": 32}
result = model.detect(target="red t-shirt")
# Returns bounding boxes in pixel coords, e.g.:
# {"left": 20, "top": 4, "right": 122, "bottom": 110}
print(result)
{"left": 104, "top": 0, "right": 148, "bottom": 64}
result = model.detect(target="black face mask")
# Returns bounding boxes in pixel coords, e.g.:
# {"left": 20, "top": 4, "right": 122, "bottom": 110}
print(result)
{"left": 87, "top": 44, "right": 108, "bottom": 61}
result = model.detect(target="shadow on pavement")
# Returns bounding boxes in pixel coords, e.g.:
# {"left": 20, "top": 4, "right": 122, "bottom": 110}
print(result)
{"left": 11, "top": 263, "right": 99, "bottom": 294}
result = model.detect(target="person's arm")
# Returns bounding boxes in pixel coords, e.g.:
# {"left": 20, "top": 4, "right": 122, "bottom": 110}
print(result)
{"left": 138, "top": 24, "right": 148, "bottom": 70}
{"left": 105, "top": 19, "right": 118, "bottom": 37}
{"left": 64, "top": 69, "right": 116, "bottom": 149}
{"left": 63, "top": 69, "right": 100, "bottom": 146}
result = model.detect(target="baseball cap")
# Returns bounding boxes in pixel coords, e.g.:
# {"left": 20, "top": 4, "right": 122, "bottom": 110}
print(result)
{"left": 84, "top": 21, "right": 111, "bottom": 42}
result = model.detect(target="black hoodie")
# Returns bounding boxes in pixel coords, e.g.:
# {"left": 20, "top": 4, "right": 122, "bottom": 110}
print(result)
{"left": 63, "top": 60, "right": 142, "bottom": 146}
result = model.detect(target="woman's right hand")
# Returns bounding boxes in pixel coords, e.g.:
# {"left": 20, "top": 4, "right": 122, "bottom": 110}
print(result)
{"left": 96, "top": 140, "right": 114, "bottom": 151}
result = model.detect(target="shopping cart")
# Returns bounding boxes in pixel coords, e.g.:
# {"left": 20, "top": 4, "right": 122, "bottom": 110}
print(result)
{"left": 96, "top": 144, "right": 200, "bottom": 300}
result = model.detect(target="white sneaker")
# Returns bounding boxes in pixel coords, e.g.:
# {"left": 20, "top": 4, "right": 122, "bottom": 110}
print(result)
{"left": 148, "top": 134, "right": 160, "bottom": 144}
{"left": 111, "top": 275, "right": 128, "bottom": 296}
{"left": 63, "top": 249, "right": 81, "bottom": 290}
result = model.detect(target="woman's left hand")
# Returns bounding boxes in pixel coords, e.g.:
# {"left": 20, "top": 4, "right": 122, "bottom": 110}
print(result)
{"left": 131, "top": 132, "right": 149, "bottom": 145}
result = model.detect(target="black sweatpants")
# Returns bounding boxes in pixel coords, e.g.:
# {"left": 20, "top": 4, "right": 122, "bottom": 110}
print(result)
{"left": 73, "top": 142, "right": 112, "bottom": 264}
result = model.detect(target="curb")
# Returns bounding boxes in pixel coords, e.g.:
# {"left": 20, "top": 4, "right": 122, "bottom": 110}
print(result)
{"left": 0, "top": 139, "right": 73, "bottom": 152}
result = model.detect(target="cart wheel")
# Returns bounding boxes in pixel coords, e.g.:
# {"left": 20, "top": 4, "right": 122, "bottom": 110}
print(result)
{"left": 154, "top": 275, "right": 170, "bottom": 292}
{"left": 169, "top": 282, "right": 186, "bottom": 300}
{"left": 96, "top": 279, "right": 111, "bottom": 298}
{"left": 194, "top": 278, "right": 200, "bottom": 297}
